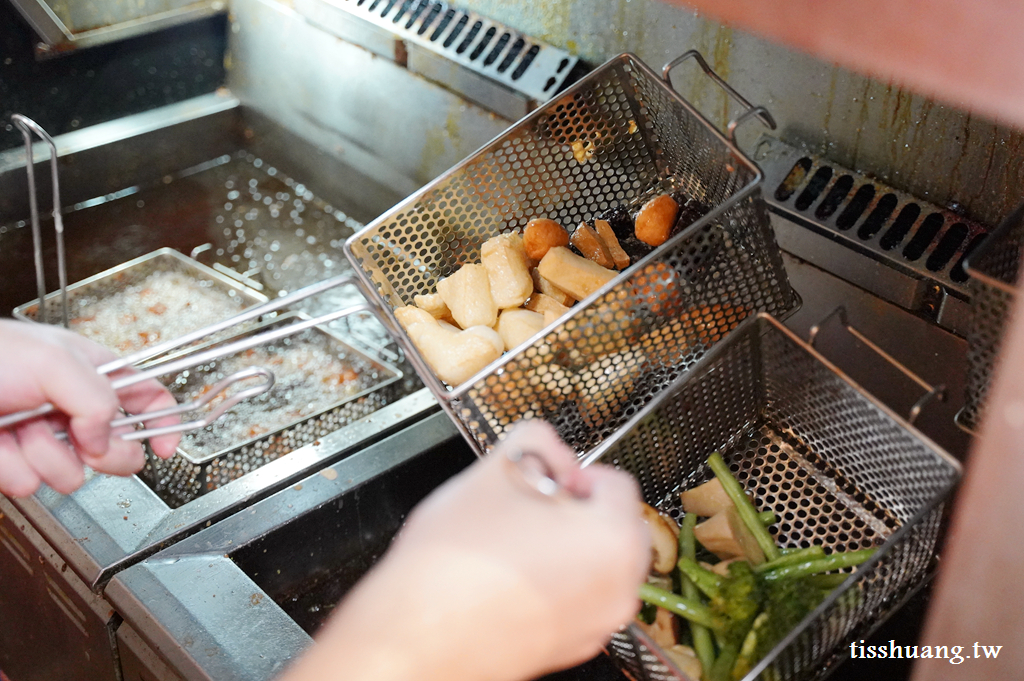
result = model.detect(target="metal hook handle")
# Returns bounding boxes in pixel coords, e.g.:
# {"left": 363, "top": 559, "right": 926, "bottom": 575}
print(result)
{"left": 190, "top": 243, "right": 266, "bottom": 293}
{"left": 0, "top": 266, "right": 391, "bottom": 432}
{"left": 808, "top": 306, "right": 946, "bottom": 424}
{"left": 12, "top": 115, "right": 68, "bottom": 328}
{"left": 661, "top": 50, "right": 777, "bottom": 144}
{"left": 54, "top": 367, "right": 276, "bottom": 443}
{"left": 114, "top": 367, "right": 275, "bottom": 441}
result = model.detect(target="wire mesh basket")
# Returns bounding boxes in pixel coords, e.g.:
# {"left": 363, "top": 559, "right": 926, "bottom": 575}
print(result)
{"left": 957, "top": 202, "right": 1024, "bottom": 432}
{"left": 345, "top": 52, "right": 799, "bottom": 456}
{"left": 585, "top": 313, "right": 960, "bottom": 681}
{"left": 14, "top": 249, "right": 403, "bottom": 508}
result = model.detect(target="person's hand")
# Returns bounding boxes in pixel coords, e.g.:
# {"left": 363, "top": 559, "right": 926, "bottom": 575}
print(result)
{"left": 284, "top": 420, "right": 650, "bottom": 681}
{"left": 0, "top": 319, "right": 180, "bottom": 497}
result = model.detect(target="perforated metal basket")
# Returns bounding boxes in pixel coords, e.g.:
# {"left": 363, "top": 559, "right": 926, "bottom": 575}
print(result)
{"left": 14, "top": 249, "right": 403, "bottom": 509}
{"left": 344, "top": 52, "right": 799, "bottom": 456}
{"left": 585, "top": 313, "right": 960, "bottom": 681}
{"left": 957, "top": 202, "right": 1023, "bottom": 433}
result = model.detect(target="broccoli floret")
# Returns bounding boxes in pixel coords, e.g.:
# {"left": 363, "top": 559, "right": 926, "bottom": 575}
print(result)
{"left": 709, "top": 561, "right": 764, "bottom": 645}
{"left": 756, "top": 577, "right": 829, "bottom": 657}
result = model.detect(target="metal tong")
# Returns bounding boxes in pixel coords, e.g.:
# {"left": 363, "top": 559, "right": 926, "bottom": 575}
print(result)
{"left": 2, "top": 116, "right": 385, "bottom": 443}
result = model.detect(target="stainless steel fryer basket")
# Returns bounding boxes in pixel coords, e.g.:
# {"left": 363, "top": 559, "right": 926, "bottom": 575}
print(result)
{"left": 587, "top": 314, "right": 960, "bottom": 681}
{"left": 141, "top": 314, "right": 402, "bottom": 508}
{"left": 958, "top": 201, "right": 1023, "bottom": 432}
{"left": 345, "top": 52, "right": 799, "bottom": 456}
{"left": 14, "top": 248, "right": 403, "bottom": 508}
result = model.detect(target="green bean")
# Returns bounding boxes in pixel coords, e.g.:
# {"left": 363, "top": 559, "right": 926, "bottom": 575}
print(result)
{"left": 679, "top": 514, "right": 716, "bottom": 674}
{"left": 706, "top": 453, "right": 781, "bottom": 561}
{"left": 677, "top": 555, "right": 724, "bottom": 599}
{"left": 760, "top": 548, "right": 878, "bottom": 582}
{"left": 754, "top": 546, "right": 826, "bottom": 573}
{"left": 638, "top": 583, "right": 722, "bottom": 631}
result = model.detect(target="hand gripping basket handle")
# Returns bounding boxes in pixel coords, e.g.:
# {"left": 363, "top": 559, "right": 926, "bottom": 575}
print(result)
{"left": 808, "top": 306, "right": 947, "bottom": 424}
{"left": 0, "top": 273, "right": 395, "bottom": 436}
{"left": 661, "top": 50, "right": 777, "bottom": 144}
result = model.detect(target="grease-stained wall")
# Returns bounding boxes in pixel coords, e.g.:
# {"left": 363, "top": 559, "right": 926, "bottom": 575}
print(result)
{"left": 225, "top": 0, "right": 512, "bottom": 203}
{"left": 228, "top": 0, "right": 1024, "bottom": 226}
{"left": 459, "top": 0, "right": 1024, "bottom": 227}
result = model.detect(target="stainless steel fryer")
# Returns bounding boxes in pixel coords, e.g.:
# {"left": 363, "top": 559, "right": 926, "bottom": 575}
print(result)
{"left": 590, "top": 314, "right": 960, "bottom": 681}
{"left": 346, "top": 51, "right": 799, "bottom": 457}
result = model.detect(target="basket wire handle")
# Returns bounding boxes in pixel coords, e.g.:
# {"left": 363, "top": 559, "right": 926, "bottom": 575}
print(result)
{"left": 0, "top": 294, "right": 380, "bottom": 432}
{"left": 808, "top": 306, "right": 946, "bottom": 424}
{"left": 661, "top": 50, "right": 777, "bottom": 144}
{"left": 12, "top": 115, "right": 68, "bottom": 329}
{"left": 53, "top": 367, "right": 276, "bottom": 443}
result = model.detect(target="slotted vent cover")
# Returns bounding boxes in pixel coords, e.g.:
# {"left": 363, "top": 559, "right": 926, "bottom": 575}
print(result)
{"left": 759, "top": 137, "right": 988, "bottom": 296}
{"left": 332, "top": 0, "right": 578, "bottom": 101}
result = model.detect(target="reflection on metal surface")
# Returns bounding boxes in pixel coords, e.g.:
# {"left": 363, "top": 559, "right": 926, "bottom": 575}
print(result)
{"left": 8, "top": 0, "right": 226, "bottom": 53}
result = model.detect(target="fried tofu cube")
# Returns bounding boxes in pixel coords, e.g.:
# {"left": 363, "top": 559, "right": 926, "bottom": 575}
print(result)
{"left": 436, "top": 264, "right": 499, "bottom": 329}
{"left": 481, "top": 233, "right": 533, "bottom": 309}
{"left": 537, "top": 247, "right": 618, "bottom": 301}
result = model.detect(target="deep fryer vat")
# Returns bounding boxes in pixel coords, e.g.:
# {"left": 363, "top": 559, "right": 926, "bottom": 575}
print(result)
{"left": 14, "top": 248, "right": 402, "bottom": 508}
{"left": 345, "top": 53, "right": 798, "bottom": 456}
{"left": 588, "top": 314, "right": 960, "bottom": 681}
{"left": 958, "top": 202, "right": 1024, "bottom": 432}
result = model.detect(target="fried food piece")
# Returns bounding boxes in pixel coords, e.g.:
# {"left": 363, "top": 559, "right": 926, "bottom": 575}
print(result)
{"left": 693, "top": 507, "right": 766, "bottom": 565}
{"left": 594, "top": 218, "right": 631, "bottom": 270}
{"left": 635, "top": 194, "right": 680, "bottom": 247}
{"left": 631, "top": 261, "right": 680, "bottom": 316}
{"left": 436, "top": 264, "right": 499, "bottom": 329}
{"left": 523, "top": 218, "right": 570, "bottom": 261}
{"left": 530, "top": 269, "right": 575, "bottom": 306}
{"left": 414, "top": 293, "right": 453, "bottom": 322}
{"left": 481, "top": 233, "right": 533, "bottom": 309}
{"left": 496, "top": 308, "right": 546, "bottom": 351}
{"left": 641, "top": 502, "right": 680, "bottom": 574}
{"left": 537, "top": 247, "right": 618, "bottom": 301}
{"left": 636, "top": 607, "right": 678, "bottom": 649}
{"left": 525, "top": 292, "right": 572, "bottom": 319}
{"left": 570, "top": 222, "right": 615, "bottom": 268}
{"left": 681, "top": 478, "right": 737, "bottom": 517}
{"left": 394, "top": 306, "right": 503, "bottom": 386}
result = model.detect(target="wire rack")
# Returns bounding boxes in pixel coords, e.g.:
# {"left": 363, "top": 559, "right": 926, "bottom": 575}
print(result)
{"left": 587, "top": 314, "right": 960, "bottom": 681}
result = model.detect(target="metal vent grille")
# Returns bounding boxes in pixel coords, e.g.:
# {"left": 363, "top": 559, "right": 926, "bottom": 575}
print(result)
{"left": 759, "top": 137, "right": 988, "bottom": 297}
{"left": 330, "top": 0, "right": 578, "bottom": 101}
